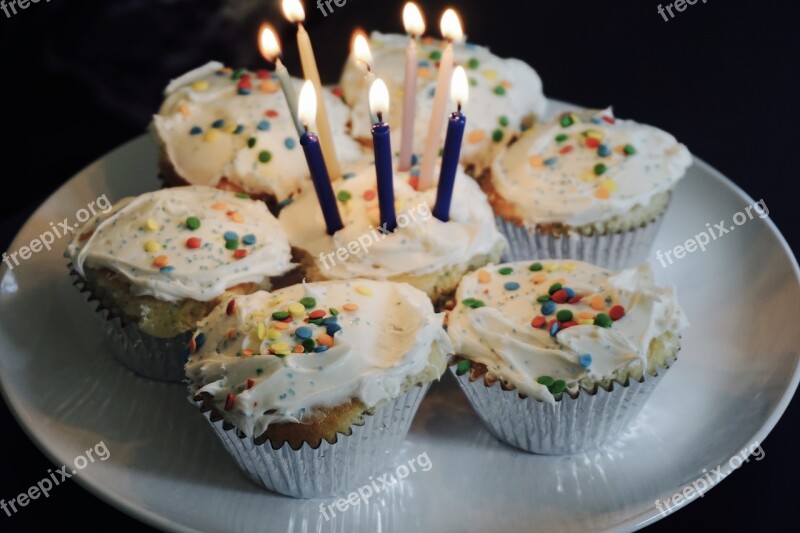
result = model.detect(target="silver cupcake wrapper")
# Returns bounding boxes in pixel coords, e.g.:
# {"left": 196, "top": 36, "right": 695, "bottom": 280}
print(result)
{"left": 69, "top": 267, "right": 191, "bottom": 382}
{"left": 196, "top": 382, "right": 431, "bottom": 498}
{"left": 450, "top": 362, "right": 673, "bottom": 455}
{"left": 496, "top": 214, "right": 664, "bottom": 270}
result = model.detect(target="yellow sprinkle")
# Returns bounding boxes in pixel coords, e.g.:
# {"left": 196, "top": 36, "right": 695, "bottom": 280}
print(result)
{"left": 204, "top": 129, "right": 220, "bottom": 143}
{"left": 562, "top": 262, "right": 577, "bottom": 272}
{"left": 578, "top": 311, "right": 595, "bottom": 320}
{"left": 269, "top": 298, "right": 284, "bottom": 306}
{"left": 529, "top": 155, "right": 544, "bottom": 168}
{"left": 288, "top": 302, "right": 306, "bottom": 317}
{"left": 586, "top": 130, "right": 604, "bottom": 140}
{"left": 531, "top": 273, "right": 548, "bottom": 284}
{"left": 179, "top": 103, "right": 191, "bottom": 117}
{"left": 271, "top": 342, "right": 289, "bottom": 353}
{"left": 580, "top": 171, "right": 597, "bottom": 182}
{"left": 223, "top": 123, "right": 237, "bottom": 134}
{"left": 614, "top": 145, "right": 627, "bottom": 154}
{"left": 467, "top": 130, "right": 487, "bottom": 144}
{"left": 257, "top": 323, "right": 267, "bottom": 341}
{"left": 356, "top": 285, "right": 373, "bottom": 296}
{"left": 191, "top": 80, "right": 209, "bottom": 92}
{"left": 595, "top": 187, "right": 610, "bottom": 200}
{"left": 477, "top": 270, "right": 492, "bottom": 284}
{"left": 143, "top": 240, "right": 161, "bottom": 253}
{"left": 482, "top": 69, "right": 498, "bottom": 80}
{"left": 267, "top": 328, "right": 282, "bottom": 341}
{"left": 599, "top": 178, "right": 619, "bottom": 192}
{"left": 545, "top": 263, "right": 559, "bottom": 272}
{"left": 578, "top": 319, "right": 595, "bottom": 326}
{"left": 144, "top": 218, "right": 160, "bottom": 232}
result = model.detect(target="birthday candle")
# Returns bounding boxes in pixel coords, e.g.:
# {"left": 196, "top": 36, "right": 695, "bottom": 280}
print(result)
{"left": 352, "top": 32, "right": 378, "bottom": 125}
{"left": 398, "top": 2, "right": 425, "bottom": 172}
{"left": 433, "top": 67, "right": 469, "bottom": 222}
{"left": 369, "top": 79, "right": 397, "bottom": 232}
{"left": 258, "top": 24, "right": 304, "bottom": 136}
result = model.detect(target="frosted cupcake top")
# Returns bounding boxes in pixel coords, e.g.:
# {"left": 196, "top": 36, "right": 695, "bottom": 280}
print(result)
{"left": 67, "top": 186, "right": 293, "bottom": 303}
{"left": 340, "top": 32, "right": 546, "bottom": 171}
{"left": 490, "top": 108, "right": 693, "bottom": 227}
{"left": 153, "top": 61, "right": 363, "bottom": 201}
{"left": 278, "top": 159, "right": 506, "bottom": 280}
{"left": 447, "top": 260, "right": 687, "bottom": 403}
{"left": 186, "top": 280, "right": 451, "bottom": 438}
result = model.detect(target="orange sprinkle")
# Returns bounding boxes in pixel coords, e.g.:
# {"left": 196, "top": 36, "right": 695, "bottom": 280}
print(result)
{"left": 153, "top": 255, "right": 169, "bottom": 268}
{"left": 417, "top": 67, "right": 433, "bottom": 79}
{"left": 318, "top": 334, "right": 334, "bottom": 348}
{"left": 529, "top": 156, "right": 544, "bottom": 168}
{"left": 467, "top": 130, "right": 487, "bottom": 144}
{"left": 294, "top": 345, "right": 305, "bottom": 353}
{"left": 594, "top": 187, "right": 610, "bottom": 200}
{"left": 590, "top": 295, "right": 605, "bottom": 310}
{"left": 259, "top": 81, "right": 280, "bottom": 94}
{"left": 531, "top": 273, "right": 548, "bottom": 284}
{"left": 229, "top": 212, "right": 245, "bottom": 223}
{"left": 242, "top": 349, "right": 254, "bottom": 358}
{"left": 179, "top": 103, "right": 191, "bottom": 117}
{"left": 211, "top": 202, "right": 227, "bottom": 211}
{"left": 273, "top": 321, "right": 289, "bottom": 330}
{"left": 343, "top": 303, "right": 359, "bottom": 312}
{"left": 477, "top": 271, "right": 492, "bottom": 284}
{"left": 227, "top": 329, "right": 237, "bottom": 341}
{"left": 501, "top": 80, "right": 513, "bottom": 88}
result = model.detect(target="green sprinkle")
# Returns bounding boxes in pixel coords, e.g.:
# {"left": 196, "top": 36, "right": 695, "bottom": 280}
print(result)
{"left": 329, "top": 307, "right": 340, "bottom": 316}
{"left": 258, "top": 150, "right": 272, "bottom": 163}
{"left": 492, "top": 129, "right": 504, "bottom": 143}
{"left": 555, "top": 133, "right": 569, "bottom": 143}
{"left": 624, "top": 144, "right": 637, "bottom": 155}
{"left": 186, "top": 216, "right": 201, "bottom": 230}
{"left": 550, "top": 380, "right": 567, "bottom": 394}
{"left": 556, "top": 309, "right": 573, "bottom": 322}
{"left": 499, "top": 115, "right": 509, "bottom": 127}
{"left": 256, "top": 368, "right": 264, "bottom": 376}
{"left": 225, "top": 239, "right": 239, "bottom": 250}
{"left": 494, "top": 86, "right": 506, "bottom": 96}
{"left": 309, "top": 318, "right": 324, "bottom": 326}
{"left": 594, "top": 163, "right": 608, "bottom": 176}
{"left": 300, "top": 297, "right": 316, "bottom": 309}
{"left": 456, "top": 359, "right": 472, "bottom": 376}
{"left": 272, "top": 311, "right": 290, "bottom": 320}
{"left": 467, "top": 58, "right": 480, "bottom": 70}
{"left": 469, "top": 78, "right": 478, "bottom": 87}
{"left": 548, "top": 283, "right": 563, "bottom": 295}
{"left": 235, "top": 193, "right": 249, "bottom": 199}
{"left": 302, "top": 339, "right": 316, "bottom": 352}
{"left": 537, "top": 376, "right": 555, "bottom": 387}
{"left": 337, "top": 190, "right": 352, "bottom": 203}
{"left": 231, "top": 68, "right": 246, "bottom": 80}
{"left": 247, "top": 137, "right": 257, "bottom": 149}
{"left": 594, "top": 313, "right": 613, "bottom": 328}
{"left": 498, "top": 267, "right": 514, "bottom": 275}
{"left": 536, "top": 295, "right": 552, "bottom": 303}
{"left": 560, "top": 115, "right": 574, "bottom": 128}
{"left": 529, "top": 262, "right": 544, "bottom": 272}
{"left": 463, "top": 298, "right": 486, "bottom": 309}
{"left": 429, "top": 51, "right": 442, "bottom": 61}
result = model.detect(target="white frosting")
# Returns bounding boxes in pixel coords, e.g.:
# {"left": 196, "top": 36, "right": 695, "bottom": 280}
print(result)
{"left": 66, "top": 186, "right": 294, "bottom": 303}
{"left": 154, "top": 61, "right": 364, "bottom": 201}
{"left": 491, "top": 108, "right": 693, "bottom": 226}
{"left": 340, "top": 33, "right": 546, "bottom": 171}
{"left": 448, "top": 261, "right": 688, "bottom": 403}
{"left": 278, "top": 159, "right": 506, "bottom": 280}
{"left": 186, "top": 280, "right": 452, "bottom": 438}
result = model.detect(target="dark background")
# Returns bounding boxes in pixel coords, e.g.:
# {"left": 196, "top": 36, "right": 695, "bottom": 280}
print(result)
{"left": 1, "top": 0, "right": 797, "bottom": 530}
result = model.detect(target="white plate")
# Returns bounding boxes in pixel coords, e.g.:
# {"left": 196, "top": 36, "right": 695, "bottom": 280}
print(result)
{"left": 1, "top": 129, "right": 799, "bottom": 533}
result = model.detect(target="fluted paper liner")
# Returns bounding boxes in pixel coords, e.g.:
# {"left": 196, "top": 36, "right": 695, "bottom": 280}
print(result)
{"left": 195, "top": 383, "right": 431, "bottom": 498}
{"left": 450, "top": 360, "right": 674, "bottom": 455}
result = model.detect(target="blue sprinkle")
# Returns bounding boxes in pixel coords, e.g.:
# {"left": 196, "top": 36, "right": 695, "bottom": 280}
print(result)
{"left": 224, "top": 231, "right": 239, "bottom": 241}
{"left": 591, "top": 116, "right": 603, "bottom": 125}
{"left": 233, "top": 125, "right": 245, "bottom": 135}
{"left": 277, "top": 197, "right": 294, "bottom": 208}
{"left": 295, "top": 326, "right": 313, "bottom": 340}
{"left": 190, "top": 126, "right": 203, "bottom": 136}
{"left": 465, "top": 43, "right": 477, "bottom": 50}
{"left": 242, "top": 234, "right": 257, "bottom": 246}
{"left": 565, "top": 288, "right": 576, "bottom": 298}
{"left": 215, "top": 71, "right": 226, "bottom": 77}
{"left": 284, "top": 137, "right": 297, "bottom": 150}
{"left": 428, "top": 88, "right": 436, "bottom": 98}
{"left": 418, "top": 60, "right": 431, "bottom": 68}
{"left": 196, "top": 332, "right": 206, "bottom": 348}
{"left": 504, "top": 281, "right": 520, "bottom": 291}
{"left": 579, "top": 354, "right": 593, "bottom": 368}
{"left": 212, "top": 119, "right": 225, "bottom": 129}
{"left": 322, "top": 316, "right": 338, "bottom": 325}
{"left": 541, "top": 301, "right": 557, "bottom": 316}
{"left": 410, "top": 168, "right": 421, "bottom": 177}
{"left": 597, "top": 144, "right": 611, "bottom": 157}
{"left": 160, "top": 266, "right": 175, "bottom": 274}
{"left": 257, "top": 120, "right": 271, "bottom": 131}
{"left": 343, "top": 172, "right": 357, "bottom": 180}
{"left": 544, "top": 157, "right": 558, "bottom": 166}
{"left": 314, "top": 345, "right": 329, "bottom": 353}
{"left": 237, "top": 88, "right": 252, "bottom": 96}
{"left": 326, "top": 323, "right": 342, "bottom": 336}
{"left": 411, "top": 154, "right": 419, "bottom": 166}
{"left": 550, "top": 322, "right": 559, "bottom": 336}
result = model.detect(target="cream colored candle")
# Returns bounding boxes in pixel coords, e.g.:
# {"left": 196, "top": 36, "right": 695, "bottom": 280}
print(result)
{"left": 398, "top": 2, "right": 425, "bottom": 172}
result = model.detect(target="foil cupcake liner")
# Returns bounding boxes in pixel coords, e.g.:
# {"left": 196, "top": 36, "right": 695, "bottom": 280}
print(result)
{"left": 450, "top": 361, "right": 673, "bottom": 455}
{"left": 496, "top": 214, "right": 665, "bottom": 270}
{"left": 69, "top": 268, "right": 191, "bottom": 382}
{"left": 196, "top": 383, "right": 431, "bottom": 498}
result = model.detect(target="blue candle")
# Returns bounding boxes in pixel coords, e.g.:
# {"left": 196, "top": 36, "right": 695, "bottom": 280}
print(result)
{"left": 300, "top": 130, "right": 343, "bottom": 235}
{"left": 433, "top": 66, "right": 469, "bottom": 222}
{"left": 369, "top": 79, "right": 397, "bottom": 232}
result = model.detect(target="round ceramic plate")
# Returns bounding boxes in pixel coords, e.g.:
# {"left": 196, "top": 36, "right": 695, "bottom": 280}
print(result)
{"left": 2, "top": 114, "right": 799, "bottom": 532}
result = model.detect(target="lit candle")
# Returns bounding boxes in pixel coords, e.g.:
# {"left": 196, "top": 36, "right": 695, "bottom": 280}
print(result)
{"left": 398, "top": 2, "right": 425, "bottom": 172}
{"left": 418, "top": 8, "right": 463, "bottom": 190}
{"left": 352, "top": 31, "right": 378, "bottom": 125}
{"left": 433, "top": 66, "right": 468, "bottom": 223}
{"left": 298, "top": 81, "right": 343, "bottom": 235}
{"left": 258, "top": 24, "right": 304, "bottom": 136}
{"left": 282, "top": 0, "right": 342, "bottom": 179}
{"left": 369, "top": 79, "right": 397, "bottom": 232}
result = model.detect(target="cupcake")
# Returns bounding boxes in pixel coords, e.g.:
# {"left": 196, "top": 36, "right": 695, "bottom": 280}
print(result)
{"left": 186, "top": 279, "right": 451, "bottom": 497}
{"left": 485, "top": 108, "right": 692, "bottom": 269}
{"left": 66, "top": 186, "right": 297, "bottom": 382}
{"left": 153, "top": 61, "right": 363, "bottom": 207}
{"left": 447, "top": 260, "right": 687, "bottom": 454}
{"left": 340, "top": 32, "right": 546, "bottom": 175}
{"left": 278, "top": 159, "right": 507, "bottom": 304}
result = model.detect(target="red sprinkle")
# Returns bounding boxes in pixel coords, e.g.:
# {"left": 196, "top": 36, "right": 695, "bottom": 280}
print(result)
{"left": 309, "top": 309, "right": 326, "bottom": 319}
{"left": 281, "top": 316, "right": 293, "bottom": 323}
{"left": 568, "top": 295, "right": 584, "bottom": 305}
{"left": 186, "top": 237, "right": 202, "bottom": 249}
{"left": 585, "top": 138, "right": 600, "bottom": 148}
{"left": 234, "top": 249, "right": 248, "bottom": 259}
{"left": 364, "top": 190, "right": 377, "bottom": 201}
{"left": 79, "top": 231, "right": 94, "bottom": 241}
{"left": 246, "top": 379, "right": 255, "bottom": 390}
{"left": 559, "top": 145, "right": 574, "bottom": 155}
{"left": 531, "top": 316, "right": 546, "bottom": 328}
{"left": 255, "top": 70, "right": 270, "bottom": 79}
{"left": 238, "top": 75, "right": 252, "bottom": 90}
{"left": 560, "top": 320, "right": 578, "bottom": 329}
{"left": 408, "top": 176, "right": 420, "bottom": 190}
{"left": 188, "top": 338, "right": 197, "bottom": 354}
{"left": 602, "top": 116, "right": 616, "bottom": 124}
{"left": 609, "top": 305, "right": 626, "bottom": 321}
{"left": 265, "top": 109, "right": 279, "bottom": 118}
{"left": 332, "top": 87, "right": 344, "bottom": 98}
{"left": 551, "top": 289, "right": 569, "bottom": 304}
{"left": 224, "top": 393, "right": 236, "bottom": 411}
{"left": 226, "top": 299, "right": 237, "bottom": 316}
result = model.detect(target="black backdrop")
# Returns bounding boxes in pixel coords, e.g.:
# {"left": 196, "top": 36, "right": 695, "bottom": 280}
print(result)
{"left": 1, "top": 0, "right": 798, "bottom": 530}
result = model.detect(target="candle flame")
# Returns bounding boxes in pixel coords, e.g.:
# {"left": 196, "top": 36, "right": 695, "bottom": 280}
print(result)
{"left": 403, "top": 3, "right": 425, "bottom": 37}
{"left": 352, "top": 31, "right": 373, "bottom": 71}
{"left": 282, "top": 0, "right": 306, "bottom": 23}
{"left": 451, "top": 66, "right": 469, "bottom": 107}
{"left": 369, "top": 78, "right": 390, "bottom": 119}
{"left": 298, "top": 80, "right": 317, "bottom": 128}
{"left": 258, "top": 23, "right": 281, "bottom": 61}
{"left": 440, "top": 9, "right": 463, "bottom": 42}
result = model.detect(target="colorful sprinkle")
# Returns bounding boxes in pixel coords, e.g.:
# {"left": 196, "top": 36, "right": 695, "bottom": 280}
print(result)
{"left": 153, "top": 255, "right": 169, "bottom": 268}
{"left": 594, "top": 313, "right": 613, "bottom": 328}
{"left": 247, "top": 138, "right": 257, "bottom": 149}
{"left": 551, "top": 289, "right": 568, "bottom": 304}
{"left": 234, "top": 249, "right": 248, "bottom": 259}
{"left": 544, "top": 157, "right": 558, "bottom": 166}
{"left": 456, "top": 359, "right": 472, "bottom": 376}
{"left": 191, "top": 81, "right": 209, "bottom": 92}
{"left": 356, "top": 285, "right": 373, "bottom": 296}
{"left": 541, "top": 301, "right": 556, "bottom": 315}
{"left": 556, "top": 309, "right": 573, "bottom": 322}
{"left": 288, "top": 302, "right": 306, "bottom": 317}
{"left": 609, "top": 305, "right": 626, "bottom": 321}
{"left": 284, "top": 137, "right": 296, "bottom": 150}
{"left": 314, "top": 345, "right": 329, "bottom": 353}
{"left": 594, "top": 163, "right": 608, "bottom": 176}
{"left": 560, "top": 114, "right": 574, "bottom": 128}
{"left": 463, "top": 298, "right": 486, "bottom": 309}
{"left": 478, "top": 271, "right": 492, "bottom": 283}
{"left": 624, "top": 144, "right": 637, "bottom": 156}
{"left": 467, "top": 130, "right": 487, "bottom": 144}
{"left": 499, "top": 115, "right": 510, "bottom": 127}
{"left": 257, "top": 120, "right": 271, "bottom": 131}
{"left": 186, "top": 237, "right": 202, "bottom": 249}
{"left": 537, "top": 376, "right": 555, "bottom": 387}
{"left": 295, "top": 326, "right": 313, "bottom": 340}
{"left": 504, "top": 281, "right": 520, "bottom": 291}
{"left": 493, "top": 86, "right": 506, "bottom": 96}
{"left": 300, "top": 297, "right": 317, "bottom": 309}
{"left": 326, "top": 323, "right": 342, "bottom": 336}
{"left": 492, "top": 129, "right": 504, "bottom": 143}
{"left": 531, "top": 316, "right": 546, "bottom": 329}
{"left": 224, "top": 392, "right": 235, "bottom": 411}
{"left": 242, "top": 234, "right": 257, "bottom": 246}
{"left": 258, "top": 150, "right": 272, "bottom": 163}
{"left": 589, "top": 295, "right": 606, "bottom": 310}
{"left": 144, "top": 240, "right": 160, "bottom": 253}
{"left": 555, "top": 133, "right": 569, "bottom": 143}
{"left": 337, "top": 190, "right": 352, "bottom": 203}
{"left": 579, "top": 354, "right": 593, "bottom": 368}
{"left": 343, "top": 303, "right": 359, "bottom": 312}
{"left": 548, "top": 283, "right": 563, "bottom": 295}
{"left": 160, "top": 266, "right": 175, "bottom": 274}
{"left": 467, "top": 58, "right": 480, "bottom": 69}
{"left": 272, "top": 311, "right": 290, "bottom": 320}
{"left": 226, "top": 299, "right": 237, "bottom": 316}
{"left": 317, "top": 334, "right": 334, "bottom": 347}
{"left": 204, "top": 130, "right": 220, "bottom": 143}
{"left": 186, "top": 216, "right": 201, "bottom": 230}
{"left": 190, "top": 126, "right": 203, "bottom": 136}
{"left": 597, "top": 144, "right": 611, "bottom": 157}
{"left": 550, "top": 379, "right": 567, "bottom": 394}
{"left": 529, "top": 156, "right": 544, "bottom": 168}
{"left": 529, "top": 262, "right": 544, "bottom": 272}
{"left": 144, "top": 218, "right": 160, "bottom": 232}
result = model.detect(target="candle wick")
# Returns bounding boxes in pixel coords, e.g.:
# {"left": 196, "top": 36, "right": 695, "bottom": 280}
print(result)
{"left": 457, "top": 103, "right": 462, "bottom": 113}
{"left": 377, "top": 112, "right": 383, "bottom": 123}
